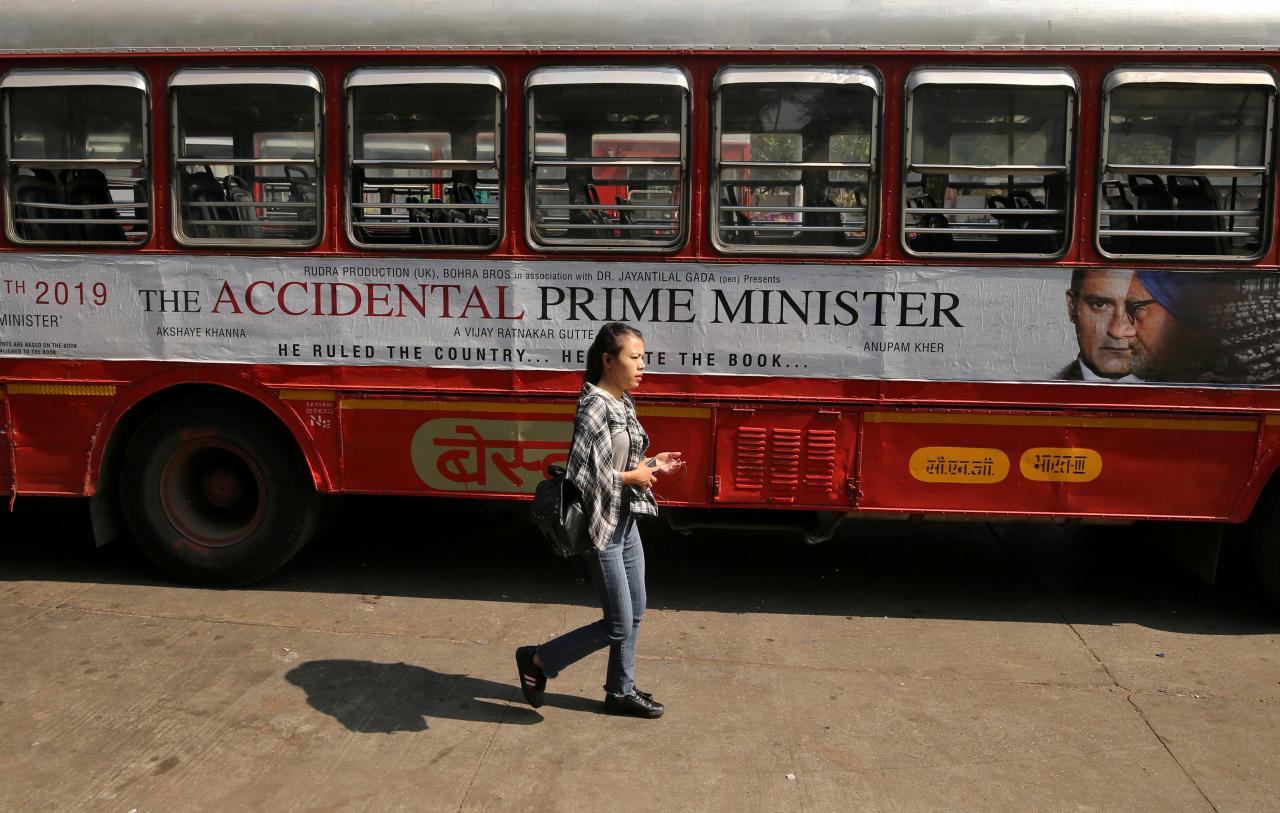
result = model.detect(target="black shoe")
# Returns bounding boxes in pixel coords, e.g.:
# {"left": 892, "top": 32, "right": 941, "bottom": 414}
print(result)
{"left": 604, "top": 690, "right": 664, "bottom": 719}
{"left": 633, "top": 688, "right": 665, "bottom": 715}
{"left": 515, "top": 646, "right": 545, "bottom": 708}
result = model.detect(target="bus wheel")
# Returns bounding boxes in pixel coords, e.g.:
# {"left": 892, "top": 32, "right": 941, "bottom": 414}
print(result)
{"left": 120, "top": 399, "right": 320, "bottom": 586}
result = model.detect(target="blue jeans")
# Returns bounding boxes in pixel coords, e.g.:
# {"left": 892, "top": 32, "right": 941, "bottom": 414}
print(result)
{"left": 536, "top": 513, "right": 646, "bottom": 697}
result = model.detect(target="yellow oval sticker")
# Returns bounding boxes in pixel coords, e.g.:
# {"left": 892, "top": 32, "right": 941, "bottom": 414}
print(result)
{"left": 1019, "top": 447, "right": 1102, "bottom": 482}
{"left": 909, "top": 447, "right": 1009, "bottom": 484}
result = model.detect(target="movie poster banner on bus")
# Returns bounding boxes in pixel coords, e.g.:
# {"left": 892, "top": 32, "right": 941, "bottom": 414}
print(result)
{"left": 1, "top": 254, "right": 1277, "bottom": 387}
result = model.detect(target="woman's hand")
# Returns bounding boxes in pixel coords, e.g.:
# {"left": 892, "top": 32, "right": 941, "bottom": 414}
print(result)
{"left": 623, "top": 464, "right": 658, "bottom": 490}
{"left": 653, "top": 451, "right": 685, "bottom": 475}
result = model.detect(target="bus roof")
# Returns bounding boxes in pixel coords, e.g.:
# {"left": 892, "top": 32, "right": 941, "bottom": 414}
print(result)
{"left": 3, "top": 0, "right": 1280, "bottom": 54}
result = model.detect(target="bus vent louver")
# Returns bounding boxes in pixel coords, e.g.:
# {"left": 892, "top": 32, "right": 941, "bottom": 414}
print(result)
{"left": 734, "top": 427, "right": 768, "bottom": 491}
{"left": 734, "top": 426, "right": 840, "bottom": 498}
{"left": 804, "top": 429, "right": 838, "bottom": 490}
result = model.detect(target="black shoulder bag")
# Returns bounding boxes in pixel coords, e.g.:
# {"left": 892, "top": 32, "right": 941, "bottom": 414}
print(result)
{"left": 530, "top": 464, "right": 589, "bottom": 557}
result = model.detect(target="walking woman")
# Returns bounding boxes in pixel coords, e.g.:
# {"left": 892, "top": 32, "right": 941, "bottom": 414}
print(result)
{"left": 516, "top": 322, "right": 684, "bottom": 718}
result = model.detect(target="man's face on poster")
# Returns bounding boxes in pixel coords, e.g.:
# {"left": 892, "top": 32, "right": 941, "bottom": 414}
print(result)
{"left": 1125, "top": 275, "right": 1176, "bottom": 380}
{"left": 1067, "top": 269, "right": 1133, "bottom": 378}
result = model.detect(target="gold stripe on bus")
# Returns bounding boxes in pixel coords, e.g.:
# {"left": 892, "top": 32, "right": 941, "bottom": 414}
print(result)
{"left": 278, "top": 389, "right": 337, "bottom": 402}
{"left": 636, "top": 405, "right": 712, "bottom": 419}
{"left": 864, "top": 411, "right": 1256, "bottom": 433}
{"left": 1264, "top": 416, "right": 1280, "bottom": 426}
{"left": 6, "top": 383, "right": 117, "bottom": 397}
{"left": 340, "top": 398, "right": 710, "bottom": 419}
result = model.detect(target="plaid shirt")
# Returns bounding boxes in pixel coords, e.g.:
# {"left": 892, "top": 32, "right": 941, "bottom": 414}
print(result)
{"left": 566, "top": 382, "right": 659, "bottom": 552}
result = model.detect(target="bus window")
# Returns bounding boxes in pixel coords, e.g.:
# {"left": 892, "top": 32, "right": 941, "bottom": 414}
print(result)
{"left": 527, "top": 67, "right": 688, "bottom": 250}
{"left": 712, "top": 67, "right": 878, "bottom": 254}
{"left": 903, "top": 69, "right": 1075, "bottom": 258}
{"left": 170, "top": 69, "right": 321, "bottom": 246}
{"left": 1099, "top": 70, "right": 1275, "bottom": 259}
{"left": 346, "top": 68, "right": 502, "bottom": 250}
{"left": 2, "top": 70, "right": 150, "bottom": 246}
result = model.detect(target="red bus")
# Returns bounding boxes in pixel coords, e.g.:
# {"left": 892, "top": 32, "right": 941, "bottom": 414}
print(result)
{"left": 4, "top": 1, "right": 1280, "bottom": 598}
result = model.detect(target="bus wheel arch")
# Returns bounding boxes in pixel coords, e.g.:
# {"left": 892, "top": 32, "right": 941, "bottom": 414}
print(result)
{"left": 96, "top": 384, "right": 325, "bottom": 585}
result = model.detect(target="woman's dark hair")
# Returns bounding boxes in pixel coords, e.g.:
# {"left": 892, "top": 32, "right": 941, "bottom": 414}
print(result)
{"left": 585, "top": 322, "right": 644, "bottom": 384}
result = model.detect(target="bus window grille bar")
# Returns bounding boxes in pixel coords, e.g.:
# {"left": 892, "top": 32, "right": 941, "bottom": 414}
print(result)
{"left": 352, "top": 220, "right": 497, "bottom": 230}
{"left": 350, "top": 201, "right": 500, "bottom": 212}
{"left": 539, "top": 203, "right": 679, "bottom": 213}
{"left": 720, "top": 205, "right": 868, "bottom": 215}
{"left": 909, "top": 163, "right": 1068, "bottom": 174}
{"left": 908, "top": 226, "right": 1063, "bottom": 236}
{"left": 175, "top": 158, "right": 316, "bottom": 167}
{"left": 531, "top": 158, "right": 683, "bottom": 168}
{"left": 720, "top": 224, "right": 868, "bottom": 233}
{"left": 7, "top": 158, "right": 145, "bottom": 167}
{"left": 182, "top": 201, "right": 315, "bottom": 210}
{"left": 355, "top": 180, "right": 462, "bottom": 190}
{"left": 13, "top": 217, "right": 149, "bottom": 226}
{"left": 352, "top": 159, "right": 497, "bottom": 170}
{"left": 185, "top": 219, "right": 319, "bottom": 228}
{"left": 538, "top": 222, "right": 678, "bottom": 232}
{"left": 718, "top": 179, "right": 868, "bottom": 188}
{"left": 1098, "top": 228, "right": 1259, "bottom": 238}
{"left": 1105, "top": 164, "right": 1267, "bottom": 176}
{"left": 1100, "top": 208, "right": 1259, "bottom": 218}
{"left": 908, "top": 207, "right": 1064, "bottom": 216}
{"left": 718, "top": 160, "right": 872, "bottom": 170}
{"left": 17, "top": 201, "right": 150, "bottom": 212}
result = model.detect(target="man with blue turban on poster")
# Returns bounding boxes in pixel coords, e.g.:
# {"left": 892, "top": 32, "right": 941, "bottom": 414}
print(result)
{"left": 1122, "top": 270, "right": 1219, "bottom": 383}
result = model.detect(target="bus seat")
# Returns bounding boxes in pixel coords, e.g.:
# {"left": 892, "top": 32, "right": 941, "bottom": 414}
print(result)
{"left": 803, "top": 197, "right": 841, "bottom": 246}
{"left": 721, "top": 186, "right": 751, "bottom": 244}
{"left": 1011, "top": 190, "right": 1055, "bottom": 253}
{"left": 428, "top": 198, "right": 453, "bottom": 245}
{"left": 987, "top": 195, "right": 1030, "bottom": 253}
{"left": 351, "top": 166, "right": 373, "bottom": 243}
{"left": 1168, "top": 174, "right": 1223, "bottom": 254}
{"left": 181, "top": 169, "right": 229, "bottom": 239}
{"left": 223, "top": 175, "right": 260, "bottom": 239}
{"left": 906, "top": 194, "right": 953, "bottom": 252}
{"left": 62, "top": 169, "right": 126, "bottom": 242}
{"left": 11, "top": 170, "right": 67, "bottom": 241}
{"left": 1101, "top": 179, "right": 1136, "bottom": 253}
{"left": 570, "top": 190, "right": 608, "bottom": 240}
{"left": 1128, "top": 174, "right": 1174, "bottom": 252}
{"left": 406, "top": 195, "right": 434, "bottom": 245}
{"left": 453, "top": 181, "right": 486, "bottom": 245}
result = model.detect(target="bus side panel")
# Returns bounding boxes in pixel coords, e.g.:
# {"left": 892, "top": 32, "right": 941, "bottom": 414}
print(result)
{"left": 858, "top": 411, "right": 1257, "bottom": 520}
{"left": 2, "top": 386, "right": 111, "bottom": 496}
{"left": 335, "top": 396, "right": 713, "bottom": 503}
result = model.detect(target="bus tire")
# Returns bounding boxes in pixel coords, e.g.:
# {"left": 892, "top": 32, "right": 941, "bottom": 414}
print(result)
{"left": 119, "top": 398, "right": 320, "bottom": 586}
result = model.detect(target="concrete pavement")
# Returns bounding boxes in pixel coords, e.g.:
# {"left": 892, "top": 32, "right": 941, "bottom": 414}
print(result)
{"left": 1, "top": 497, "right": 1277, "bottom": 812}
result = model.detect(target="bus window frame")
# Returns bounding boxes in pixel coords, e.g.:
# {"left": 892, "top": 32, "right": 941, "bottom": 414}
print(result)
{"left": 344, "top": 66, "right": 504, "bottom": 252}
{"left": 900, "top": 67, "right": 1078, "bottom": 261}
{"left": 1, "top": 68, "right": 152, "bottom": 248}
{"left": 524, "top": 65, "right": 691, "bottom": 254}
{"left": 709, "top": 65, "right": 882, "bottom": 257}
{"left": 169, "top": 67, "right": 324, "bottom": 250}
{"left": 1096, "top": 67, "right": 1278, "bottom": 262}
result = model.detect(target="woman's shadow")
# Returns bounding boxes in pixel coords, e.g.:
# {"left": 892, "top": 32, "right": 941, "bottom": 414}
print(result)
{"left": 285, "top": 659, "right": 596, "bottom": 732}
